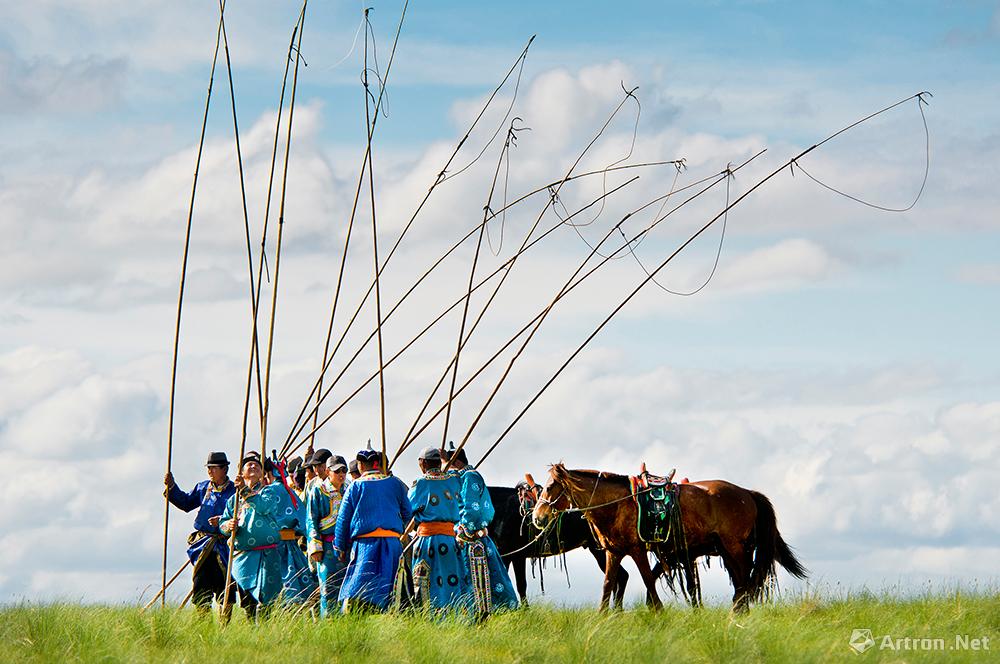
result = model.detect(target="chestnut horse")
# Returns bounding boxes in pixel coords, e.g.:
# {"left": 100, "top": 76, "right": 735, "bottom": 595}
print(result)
{"left": 532, "top": 464, "right": 807, "bottom": 611}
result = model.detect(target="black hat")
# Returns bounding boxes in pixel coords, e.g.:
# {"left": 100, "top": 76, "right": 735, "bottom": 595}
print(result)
{"left": 240, "top": 451, "right": 262, "bottom": 468}
{"left": 205, "top": 452, "right": 230, "bottom": 467}
{"left": 286, "top": 456, "right": 303, "bottom": 474}
{"left": 348, "top": 459, "right": 359, "bottom": 474}
{"left": 357, "top": 439, "right": 380, "bottom": 463}
{"left": 441, "top": 440, "right": 457, "bottom": 461}
{"left": 310, "top": 448, "right": 332, "bottom": 467}
{"left": 327, "top": 455, "right": 348, "bottom": 471}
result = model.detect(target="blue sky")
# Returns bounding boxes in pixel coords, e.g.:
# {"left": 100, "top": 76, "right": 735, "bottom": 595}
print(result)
{"left": 1, "top": 1, "right": 998, "bottom": 606}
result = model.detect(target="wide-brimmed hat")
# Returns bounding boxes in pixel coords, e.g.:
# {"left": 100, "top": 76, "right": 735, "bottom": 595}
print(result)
{"left": 205, "top": 452, "right": 230, "bottom": 467}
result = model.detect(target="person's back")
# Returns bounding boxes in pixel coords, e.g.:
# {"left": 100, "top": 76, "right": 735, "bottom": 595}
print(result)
{"left": 409, "top": 447, "right": 466, "bottom": 610}
{"left": 334, "top": 444, "right": 413, "bottom": 612}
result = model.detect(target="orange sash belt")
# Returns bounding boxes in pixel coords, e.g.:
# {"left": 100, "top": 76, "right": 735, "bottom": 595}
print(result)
{"left": 416, "top": 521, "right": 456, "bottom": 537}
{"left": 279, "top": 528, "right": 298, "bottom": 541}
{"left": 357, "top": 527, "right": 401, "bottom": 538}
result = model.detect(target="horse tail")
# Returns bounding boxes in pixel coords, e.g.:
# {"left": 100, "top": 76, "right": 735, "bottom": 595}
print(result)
{"left": 748, "top": 490, "right": 807, "bottom": 600}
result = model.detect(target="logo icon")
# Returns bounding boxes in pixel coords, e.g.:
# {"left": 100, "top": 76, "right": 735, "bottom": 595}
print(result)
{"left": 849, "top": 629, "right": 876, "bottom": 654}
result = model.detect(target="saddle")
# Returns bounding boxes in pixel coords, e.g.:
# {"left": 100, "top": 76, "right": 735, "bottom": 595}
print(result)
{"left": 629, "top": 463, "right": 679, "bottom": 544}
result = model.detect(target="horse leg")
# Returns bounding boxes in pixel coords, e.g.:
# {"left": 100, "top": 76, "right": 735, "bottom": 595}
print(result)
{"left": 629, "top": 549, "right": 663, "bottom": 611}
{"left": 719, "top": 536, "right": 752, "bottom": 612}
{"left": 684, "top": 560, "right": 701, "bottom": 608}
{"left": 600, "top": 550, "right": 623, "bottom": 612}
{"left": 512, "top": 555, "right": 528, "bottom": 605}
{"left": 587, "top": 546, "right": 627, "bottom": 609}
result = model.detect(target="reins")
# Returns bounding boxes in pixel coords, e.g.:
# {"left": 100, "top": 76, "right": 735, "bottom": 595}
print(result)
{"left": 538, "top": 477, "right": 659, "bottom": 515}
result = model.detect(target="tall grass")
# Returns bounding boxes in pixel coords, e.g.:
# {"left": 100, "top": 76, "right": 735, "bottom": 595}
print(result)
{"left": 2, "top": 591, "right": 997, "bottom": 663}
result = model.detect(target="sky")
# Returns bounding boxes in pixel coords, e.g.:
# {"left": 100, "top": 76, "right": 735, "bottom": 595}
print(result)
{"left": 1, "top": 1, "right": 999, "bottom": 607}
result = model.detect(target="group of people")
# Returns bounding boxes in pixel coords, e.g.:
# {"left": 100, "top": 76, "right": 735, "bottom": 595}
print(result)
{"left": 164, "top": 440, "right": 518, "bottom": 621}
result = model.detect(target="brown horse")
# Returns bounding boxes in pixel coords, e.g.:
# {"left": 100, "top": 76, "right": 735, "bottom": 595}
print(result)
{"left": 532, "top": 464, "right": 807, "bottom": 611}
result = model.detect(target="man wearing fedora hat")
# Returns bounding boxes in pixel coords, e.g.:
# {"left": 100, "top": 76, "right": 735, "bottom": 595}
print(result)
{"left": 164, "top": 451, "right": 237, "bottom": 618}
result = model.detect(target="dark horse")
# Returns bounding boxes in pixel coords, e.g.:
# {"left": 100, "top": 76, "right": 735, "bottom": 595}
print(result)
{"left": 489, "top": 482, "right": 629, "bottom": 607}
{"left": 532, "top": 465, "right": 807, "bottom": 611}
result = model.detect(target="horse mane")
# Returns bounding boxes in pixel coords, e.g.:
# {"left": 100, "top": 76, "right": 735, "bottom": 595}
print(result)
{"left": 550, "top": 463, "right": 631, "bottom": 492}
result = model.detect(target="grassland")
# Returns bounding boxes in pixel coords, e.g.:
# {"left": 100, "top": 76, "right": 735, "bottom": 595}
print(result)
{"left": 3, "top": 591, "right": 998, "bottom": 663}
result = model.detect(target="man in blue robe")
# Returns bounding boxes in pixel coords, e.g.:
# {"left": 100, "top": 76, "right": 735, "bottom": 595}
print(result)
{"left": 268, "top": 459, "right": 317, "bottom": 606}
{"left": 445, "top": 444, "right": 519, "bottom": 618}
{"left": 408, "top": 446, "right": 465, "bottom": 611}
{"left": 305, "top": 454, "right": 349, "bottom": 616}
{"left": 164, "top": 451, "right": 236, "bottom": 618}
{"left": 219, "top": 453, "right": 286, "bottom": 617}
{"left": 334, "top": 443, "right": 412, "bottom": 612}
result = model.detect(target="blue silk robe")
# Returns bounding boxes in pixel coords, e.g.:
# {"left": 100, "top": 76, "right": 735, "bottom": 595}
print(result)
{"left": 408, "top": 470, "right": 466, "bottom": 610}
{"left": 305, "top": 478, "right": 346, "bottom": 616}
{"left": 456, "top": 465, "right": 518, "bottom": 613}
{"left": 334, "top": 472, "right": 413, "bottom": 611}
{"left": 220, "top": 482, "right": 285, "bottom": 606}
{"left": 166, "top": 479, "right": 235, "bottom": 570}
{"left": 272, "top": 480, "right": 317, "bottom": 605}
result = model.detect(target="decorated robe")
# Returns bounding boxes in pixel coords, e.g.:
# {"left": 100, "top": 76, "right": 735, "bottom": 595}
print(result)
{"left": 408, "top": 470, "right": 466, "bottom": 610}
{"left": 166, "top": 479, "right": 235, "bottom": 572}
{"left": 272, "top": 478, "right": 317, "bottom": 605}
{"left": 305, "top": 477, "right": 346, "bottom": 616}
{"left": 455, "top": 465, "right": 518, "bottom": 615}
{"left": 219, "top": 482, "right": 285, "bottom": 606}
{"left": 334, "top": 472, "right": 413, "bottom": 611}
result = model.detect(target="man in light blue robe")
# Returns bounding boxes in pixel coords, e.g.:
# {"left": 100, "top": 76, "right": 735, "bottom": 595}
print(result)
{"left": 408, "top": 446, "right": 466, "bottom": 611}
{"left": 305, "top": 454, "right": 348, "bottom": 616}
{"left": 334, "top": 444, "right": 412, "bottom": 612}
{"left": 445, "top": 444, "right": 519, "bottom": 618}
{"left": 219, "top": 453, "right": 285, "bottom": 616}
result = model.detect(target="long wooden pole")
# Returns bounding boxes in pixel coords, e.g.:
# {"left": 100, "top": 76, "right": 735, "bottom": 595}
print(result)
{"left": 220, "top": 1, "right": 305, "bottom": 621}
{"left": 361, "top": 16, "right": 389, "bottom": 459}
{"left": 439, "top": 125, "right": 514, "bottom": 449}
{"left": 160, "top": 1, "right": 226, "bottom": 609}
{"left": 260, "top": 1, "right": 308, "bottom": 460}
{"left": 142, "top": 559, "right": 190, "bottom": 612}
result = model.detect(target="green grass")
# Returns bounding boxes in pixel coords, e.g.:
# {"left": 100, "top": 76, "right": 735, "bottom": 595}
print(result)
{"left": 2, "top": 592, "right": 998, "bottom": 663}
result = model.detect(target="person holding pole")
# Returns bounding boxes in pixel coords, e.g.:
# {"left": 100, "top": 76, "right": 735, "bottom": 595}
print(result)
{"left": 219, "top": 452, "right": 285, "bottom": 618}
{"left": 163, "top": 452, "right": 236, "bottom": 619}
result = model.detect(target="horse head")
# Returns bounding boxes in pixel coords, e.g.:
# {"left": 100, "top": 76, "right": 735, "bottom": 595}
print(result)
{"left": 532, "top": 464, "right": 572, "bottom": 528}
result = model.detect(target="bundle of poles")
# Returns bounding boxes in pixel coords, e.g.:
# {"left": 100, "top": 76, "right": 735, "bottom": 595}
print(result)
{"left": 154, "top": 0, "right": 930, "bottom": 611}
